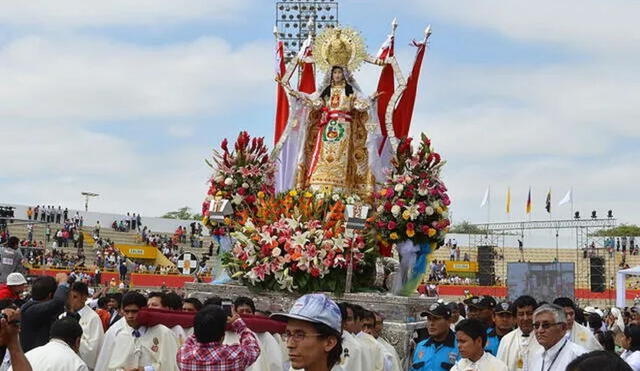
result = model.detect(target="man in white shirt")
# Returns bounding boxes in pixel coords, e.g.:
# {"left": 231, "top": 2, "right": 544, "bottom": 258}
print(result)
{"left": 447, "top": 302, "right": 465, "bottom": 331}
{"left": 371, "top": 312, "right": 401, "bottom": 371}
{"left": 337, "top": 302, "right": 372, "bottom": 371}
{"left": 497, "top": 295, "right": 542, "bottom": 371}
{"left": 361, "top": 310, "right": 398, "bottom": 371}
{"left": 553, "top": 297, "right": 603, "bottom": 351}
{"left": 528, "top": 304, "right": 586, "bottom": 371}
{"left": 63, "top": 282, "right": 104, "bottom": 370}
{"left": 17, "top": 316, "right": 88, "bottom": 371}
{"left": 451, "top": 318, "right": 507, "bottom": 371}
{"left": 94, "top": 291, "right": 179, "bottom": 371}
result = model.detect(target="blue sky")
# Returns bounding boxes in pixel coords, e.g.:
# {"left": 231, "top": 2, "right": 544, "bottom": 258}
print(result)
{"left": 0, "top": 0, "right": 638, "bottom": 225}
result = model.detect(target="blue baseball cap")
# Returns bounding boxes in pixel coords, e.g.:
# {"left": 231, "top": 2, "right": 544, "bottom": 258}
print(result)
{"left": 271, "top": 293, "right": 342, "bottom": 333}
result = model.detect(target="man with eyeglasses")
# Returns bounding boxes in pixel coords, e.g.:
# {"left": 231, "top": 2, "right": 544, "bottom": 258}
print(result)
{"left": 553, "top": 297, "right": 603, "bottom": 351}
{"left": 271, "top": 293, "right": 344, "bottom": 371}
{"left": 411, "top": 302, "right": 459, "bottom": 371}
{"left": 529, "top": 303, "right": 586, "bottom": 371}
{"left": 497, "top": 295, "right": 542, "bottom": 371}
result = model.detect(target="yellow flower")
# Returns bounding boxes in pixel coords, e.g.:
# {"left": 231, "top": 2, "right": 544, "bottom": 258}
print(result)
{"left": 215, "top": 191, "right": 223, "bottom": 197}
{"left": 304, "top": 191, "right": 313, "bottom": 198}
{"left": 224, "top": 217, "right": 232, "bottom": 225}
{"left": 390, "top": 232, "right": 399, "bottom": 240}
{"left": 402, "top": 210, "right": 411, "bottom": 220}
{"left": 289, "top": 190, "right": 298, "bottom": 197}
{"left": 406, "top": 229, "right": 415, "bottom": 238}
{"left": 436, "top": 207, "right": 444, "bottom": 214}
{"left": 257, "top": 191, "right": 265, "bottom": 199}
{"left": 427, "top": 228, "right": 437, "bottom": 237}
{"left": 379, "top": 189, "right": 387, "bottom": 196}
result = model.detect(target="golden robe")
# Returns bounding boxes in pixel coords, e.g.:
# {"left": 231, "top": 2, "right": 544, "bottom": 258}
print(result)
{"left": 295, "top": 82, "right": 375, "bottom": 198}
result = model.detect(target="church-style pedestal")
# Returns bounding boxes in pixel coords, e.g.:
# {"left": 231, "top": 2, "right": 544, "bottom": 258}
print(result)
{"left": 184, "top": 282, "right": 435, "bottom": 364}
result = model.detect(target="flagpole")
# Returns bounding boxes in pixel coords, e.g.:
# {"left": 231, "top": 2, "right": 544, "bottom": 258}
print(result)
{"left": 570, "top": 186, "right": 574, "bottom": 219}
{"left": 487, "top": 185, "right": 491, "bottom": 224}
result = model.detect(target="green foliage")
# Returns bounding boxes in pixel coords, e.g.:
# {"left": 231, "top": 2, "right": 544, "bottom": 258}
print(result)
{"left": 593, "top": 224, "right": 640, "bottom": 237}
{"left": 450, "top": 220, "right": 487, "bottom": 235}
{"left": 161, "top": 206, "right": 200, "bottom": 220}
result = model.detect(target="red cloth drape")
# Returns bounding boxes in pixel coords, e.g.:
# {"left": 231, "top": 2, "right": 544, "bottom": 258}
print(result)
{"left": 392, "top": 41, "right": 427, "bottom": 139}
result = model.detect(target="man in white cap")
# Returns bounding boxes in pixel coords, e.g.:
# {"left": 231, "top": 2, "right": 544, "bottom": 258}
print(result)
{"left": 271, "top": 293, "right": 344, "bottom": 371}
{"left": 0, "top": 273, "right": 27, "bottom": 303}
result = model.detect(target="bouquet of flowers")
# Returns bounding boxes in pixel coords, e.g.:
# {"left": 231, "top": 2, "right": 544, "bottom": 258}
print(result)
{"left": 374, "top": 134, "right": 451, "bottom": 246}
{"left": 219, "top": 188, "right": 377, "bottom": 293}
{"left": 372, "top": 134, "right": 451, "bottom": 295}
{"left": 201, "top": 131, "right": 276, "bottom": 235}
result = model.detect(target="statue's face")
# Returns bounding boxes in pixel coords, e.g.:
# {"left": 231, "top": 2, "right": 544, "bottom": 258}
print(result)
{"left": 332, "top": 67, "right": 344, "bottom": 83}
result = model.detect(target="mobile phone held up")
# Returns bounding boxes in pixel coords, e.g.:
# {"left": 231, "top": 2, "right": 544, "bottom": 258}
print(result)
{"left": 222, "top": 300, "right": 233, "bottom": 317}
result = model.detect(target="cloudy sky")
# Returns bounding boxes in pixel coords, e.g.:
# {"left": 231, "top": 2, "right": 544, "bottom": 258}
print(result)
{"left": 1, "top": 0, "right": 638, "bottom": 225}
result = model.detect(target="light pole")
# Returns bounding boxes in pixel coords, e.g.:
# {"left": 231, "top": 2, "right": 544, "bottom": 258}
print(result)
{"left": 81, "top": 192, "right": 99, "bottom": 212}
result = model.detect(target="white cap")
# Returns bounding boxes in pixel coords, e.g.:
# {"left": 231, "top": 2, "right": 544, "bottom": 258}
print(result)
{"left": 6, "top": 273, "right": 27, "bottom": 286}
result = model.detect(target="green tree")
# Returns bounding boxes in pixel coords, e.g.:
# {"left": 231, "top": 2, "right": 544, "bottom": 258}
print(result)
{"left": 161, "top": 207, "right": 200, "bottom": 220}
{"left": 450, "top": 220, "right": 487, "bottom": 235}
{"left": 593, "top": 224, "right": 640, "bottom": 237}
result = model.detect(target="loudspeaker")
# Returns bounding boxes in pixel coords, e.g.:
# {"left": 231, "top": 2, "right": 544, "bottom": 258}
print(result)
{"left": 590, "top": 256, "right": 605, "bottom": 292}
{"left": 478, "top": 246, "right": 496, "bottom": 286}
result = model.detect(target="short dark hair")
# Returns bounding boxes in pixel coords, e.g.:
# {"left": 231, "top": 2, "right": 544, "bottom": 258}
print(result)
{"left": 553, "top": 297, "right": 576, "bottom": 310}
{"left": 194, "top": 305, "right": 226, "bottom": 343}
{"left": 163, "top": 291, "right": 183, "bottom": 310}
{"left": 31, "top": 276, "right": 57, "bottom": 301}
{"left": 625, "top": 325, "right": 640, "bottom": 351}
{"left": 233, "top": 296, "right": 255, "bottom": 313}
{"left": 7, "top": 236, "right": 19, "bottom": 248}
{"left": 107, "top": 293, "right": 122, "bottom": 307}
{"left": 50, "top": 317, "right": 83, "bottom": 348}
{"left": 362, "top": 310, "right": 376, "bottom": 323}
{"left": 71, "top": 281, "right": 89, "bottom": 296}
{"left": 97, "top": 297, "right": 108, "bottom": 309}
{"left": 312, "top": 321, "right": 343, "bottom": 369}
{"left": 148, "top": 291, "right": 165, "bottom": 302}
{"left": 351, "top": 304, "right": 365, "bottom": 321}
{"left": 455, "top": 319, "right": 487, "bottom": 347}
{"left": 338, "top": 302, "right": 349, "bottom": 321}
{"left": 566, "top": 350, "right": 632, "bottom": 371}
{"left": 203, "top": 296, "right": 222, "bottom": 307}
{"left": 122, "top": 291, "right": 147, "bottom": 309}
{"left": 513, "top": 295, "right": 537, "bottom": 315}
{"left": 184, "top": 297, "right": 203, "bottom": 311}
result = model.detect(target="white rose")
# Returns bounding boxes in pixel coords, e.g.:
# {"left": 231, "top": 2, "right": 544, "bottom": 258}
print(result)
{"left": 242, "top": 182, "right": 249, "bottom": 188}
{"left": 418, "top": 189, "right": 428, "bottom": 196}
{"left": 391, "top": 205, "right": 401, "bottom": 216}
{"left": 272, "top": 247, "right": 282, "bottom": 257}
{"left": 214, "top": 175, "right": 224, "bottom": 183}
{"left": 377, "top": 205, "right": 384, "bottom": 213}
{"left": 394, "top": 184, "right": 404, "bottom": 192}
{"left": 332, "top": 194, "right": 340, "bottom": 201}
{"left": 425, "top": 206, "right": 434, "bottom": 216}
{"left": 224, "top": 177, "right": 234, "bottom": 186}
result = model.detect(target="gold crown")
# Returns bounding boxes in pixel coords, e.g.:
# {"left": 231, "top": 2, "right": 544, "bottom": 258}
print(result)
{"left": 313, "top": 26, "right": 367, "bottom": 72}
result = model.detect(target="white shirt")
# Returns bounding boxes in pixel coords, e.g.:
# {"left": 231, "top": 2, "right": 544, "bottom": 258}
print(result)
{"left": 376, "top": 337, "right": 402, "bottom": 371}
{"left": 61, "top": 305, "right": 105, "bottom": 370}
{"left": 528, "top": 338, "right": 586, "bottom": 371}
{"left": 14, "top": 339, "right": 88, "bottom": 371}
{"left": 450, "top": 315, "right": 465, "bottom": 331}
{"left": 622, "top": 350, "right": 640, "bottom": 371}
{"left": 340, "top": 331, "right": 372, "bottom": 371}
{"left": 94, "top": 322, "right": 179, "bottom": 371}
{"left": 224, "top": 330, "right": 283, "bottom": 371}
{"left": 356, "top": 332, "right": 386, "bottom": 371}
{"left": 497, "top": 328, "right": 542, "bottom": 371}
{"left": 569, "top": 322, "right": 603, "bottom": 351}
{"left": 451, "top": 351, "right": 508, "bottom": 371}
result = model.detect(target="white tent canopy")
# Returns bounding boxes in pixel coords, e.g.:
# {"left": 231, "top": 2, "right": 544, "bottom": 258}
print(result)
{"left": 616, "top": 266, "right": 640, "bottom": 307}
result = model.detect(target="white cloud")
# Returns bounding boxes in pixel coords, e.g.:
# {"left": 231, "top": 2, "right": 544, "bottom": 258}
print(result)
{"left": 0, "top": 0, "right": 249, "bottom": 28}
{"left": 0, "top": 35, "right": 273, "bottom": 122}
{"left": 417, "top": 0, "right": 640, "bottom": 56}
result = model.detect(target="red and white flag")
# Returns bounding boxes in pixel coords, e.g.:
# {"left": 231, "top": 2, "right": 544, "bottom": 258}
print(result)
{"left": 274, "top": 40, "right": 289, "bottom": 144}
{"left": 375, "top": 33, "right": 395, "bottom": 154}
{"left": 392, "top": 39, "right": 427, "bottom": 139}
{"left": 297, "top": 35, "right": 316, "bottom": 94}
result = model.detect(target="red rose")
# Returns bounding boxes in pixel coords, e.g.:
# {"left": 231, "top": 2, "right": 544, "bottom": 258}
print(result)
{"left": 387, "top": 221, "right": 397, "bottom": 230}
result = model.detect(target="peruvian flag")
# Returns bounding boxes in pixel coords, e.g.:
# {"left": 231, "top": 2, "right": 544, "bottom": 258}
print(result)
{"left": 392, "top": 39, "right": 427, "bottom": 139}
{"left": 375, "top": 33, "right": 395, "bottom": 154}
{"left": 297, "top": 35, "right": 316, "bottom": 94}
{"left": 274, "top": 40, "right": 289, "bottom": 144}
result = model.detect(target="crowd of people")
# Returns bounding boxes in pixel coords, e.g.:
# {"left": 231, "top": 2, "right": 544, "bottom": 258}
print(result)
{"left": 25, "top": 205, "right": 82, "bottom": 226}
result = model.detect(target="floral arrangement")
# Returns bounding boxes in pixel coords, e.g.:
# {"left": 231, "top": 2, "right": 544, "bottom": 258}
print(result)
{"left": 373, "top": 134, "right": 451, "bottom": 249}
{"left": 201, "top": 131, "right": 275, "bottom": 235}
{"left": 222, "top": 190, "right": 376, "bottom": 293}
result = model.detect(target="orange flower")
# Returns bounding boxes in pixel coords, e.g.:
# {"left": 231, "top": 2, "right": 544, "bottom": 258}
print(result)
{"left": 407, "top": 229, "right": 415, "bottom": 238}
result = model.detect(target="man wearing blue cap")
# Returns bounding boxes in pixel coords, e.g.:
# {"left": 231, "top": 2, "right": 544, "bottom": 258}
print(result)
{"left": 271, "top": 294, "right": 344, "bottom": 371}
{"left": 464, "top": 295, "right": 500, "bottom": 356}
{"left": 411, "top": 302, "right": 459, "bottom": 371}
